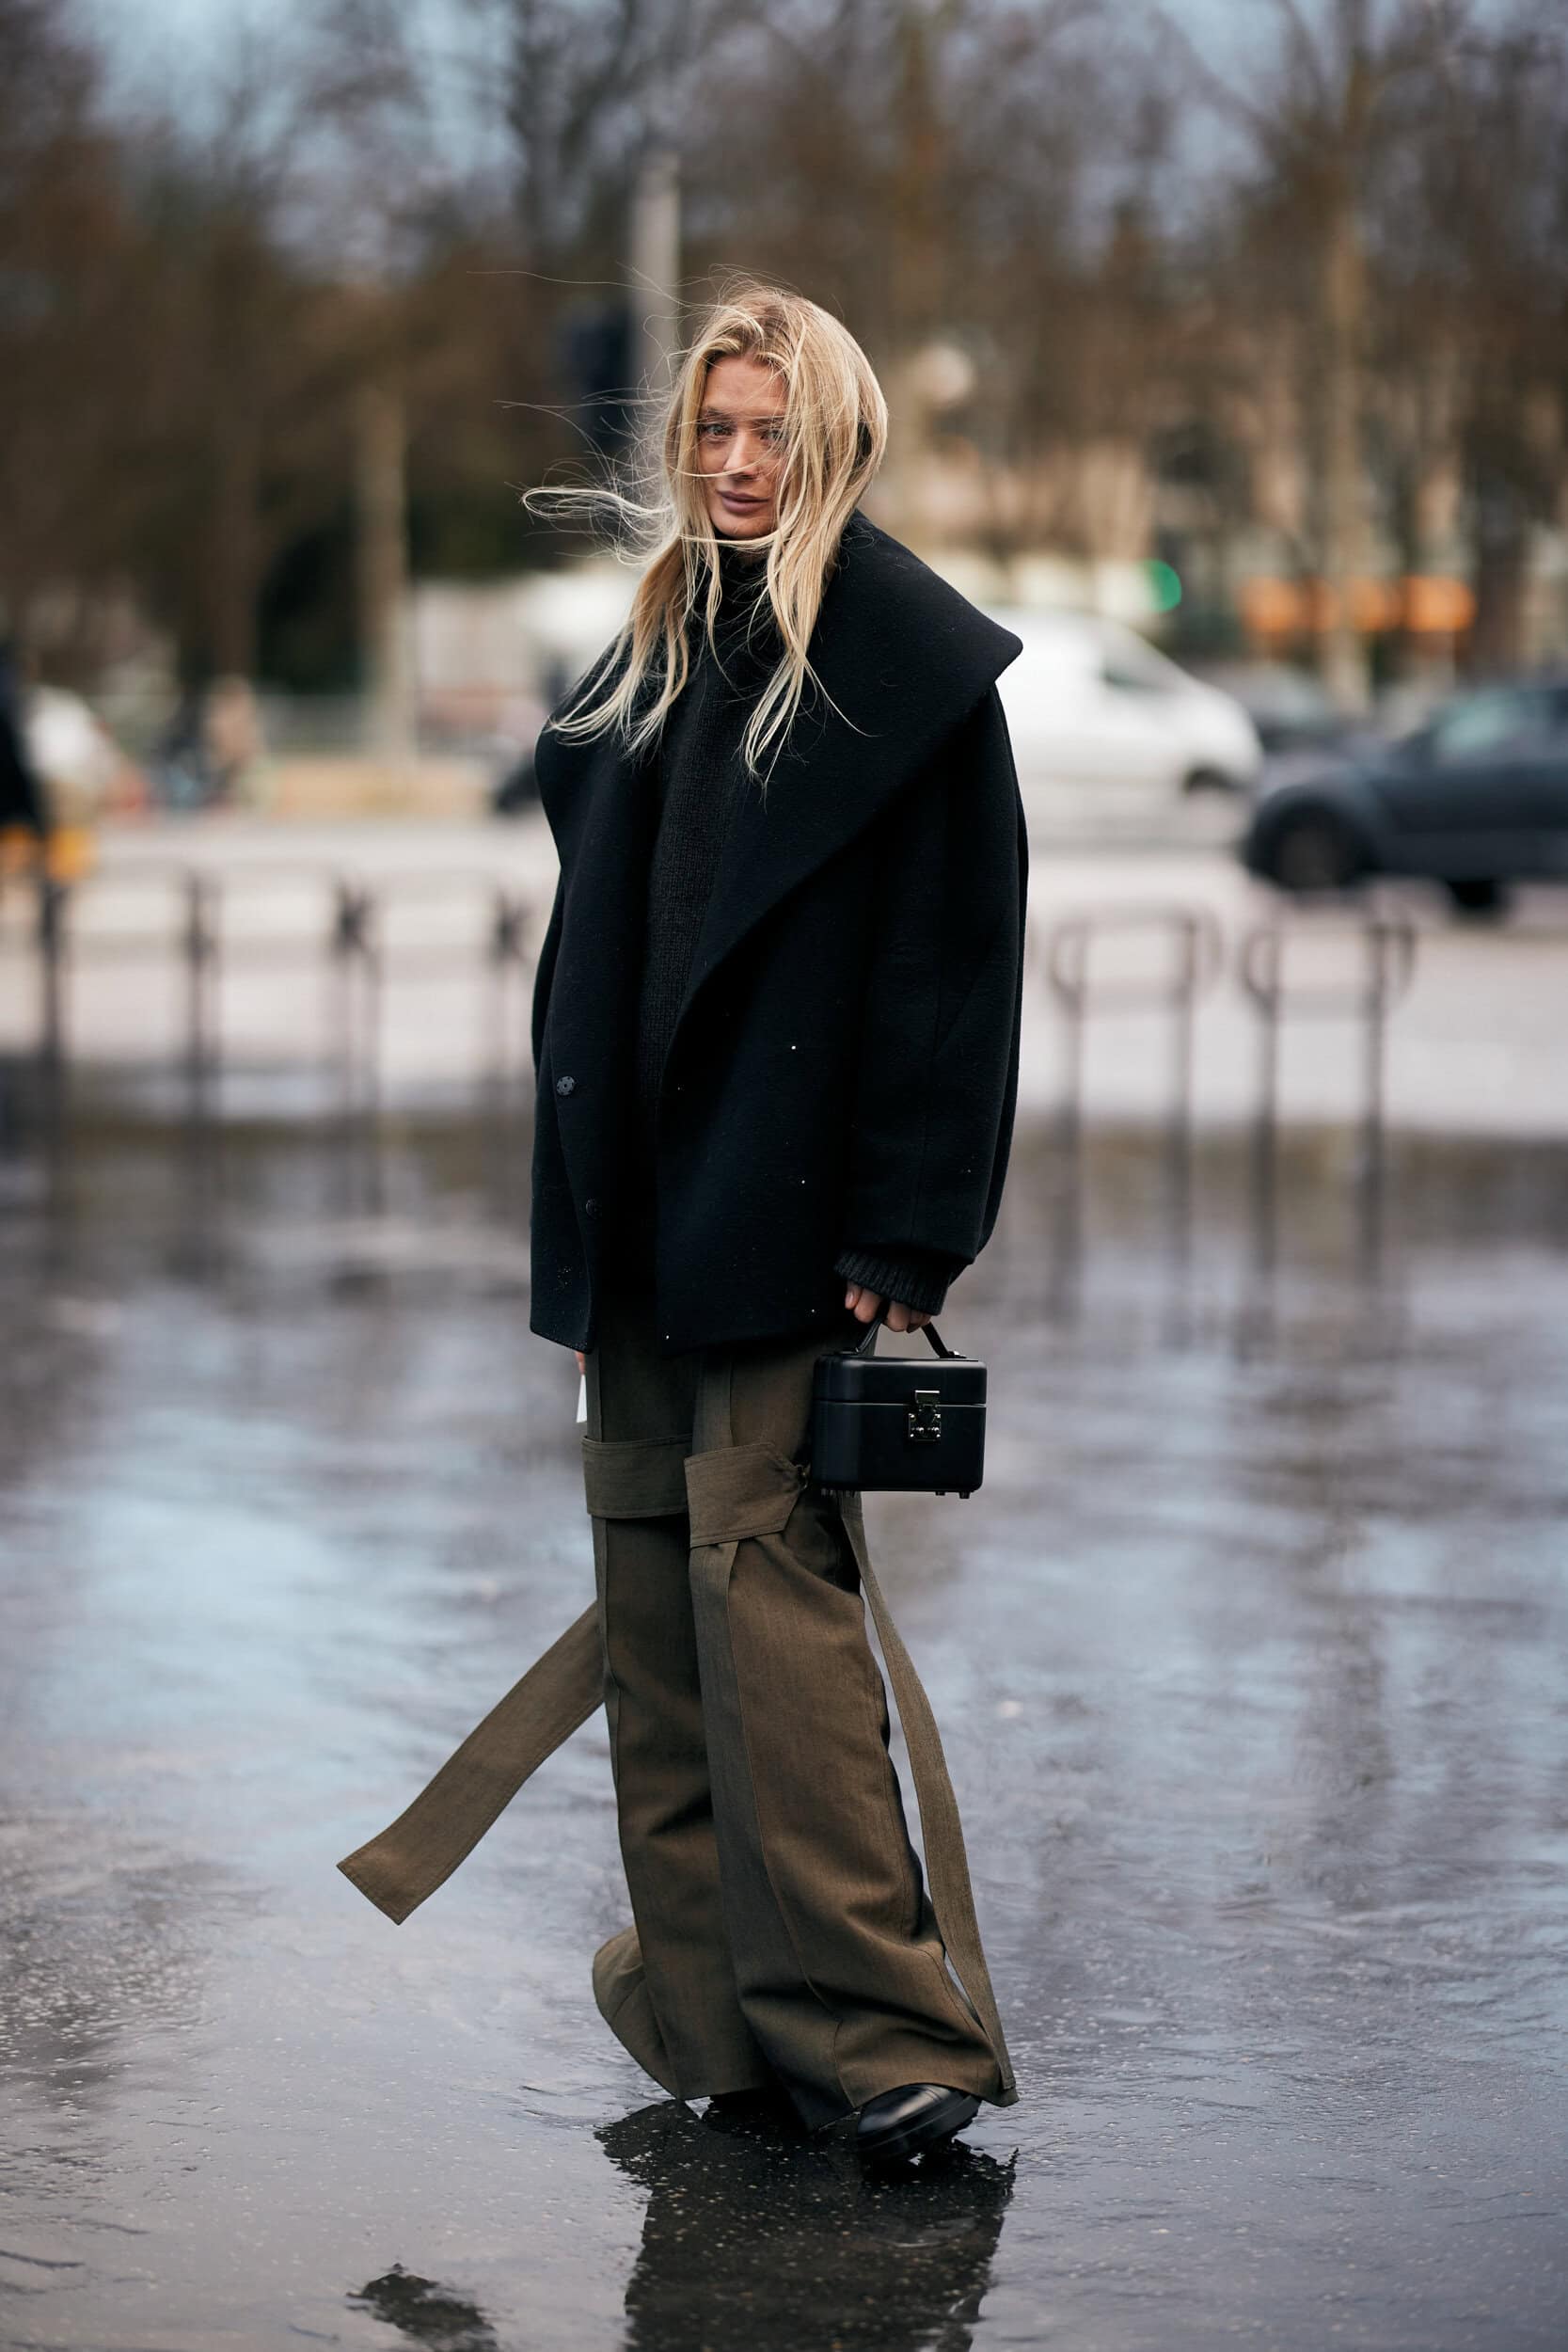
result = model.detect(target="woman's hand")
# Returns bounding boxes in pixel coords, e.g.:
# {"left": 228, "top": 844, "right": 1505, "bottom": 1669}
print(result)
{"left": 843, "top": 1282, "right": 933, "bottom": 1333}
{"left": 576, "top": 1350, "right": 585, "bottom": 1374}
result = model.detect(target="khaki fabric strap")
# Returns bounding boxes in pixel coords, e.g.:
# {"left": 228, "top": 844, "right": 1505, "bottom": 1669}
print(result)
{"left": 685, "top": 1441, "right": 805, "bottom": 1544}
{"left": 339, "top": 1434, "right": 695, "bottom": 1920}
{"left": 582, "top": 1433, "right": 690, "bottom": 1518}
{"left": 337, "top": 1605, "right": 603, "bottom": 1924}
{"left": 838, "top": 1497, "right": 1018, "bottom": 2102}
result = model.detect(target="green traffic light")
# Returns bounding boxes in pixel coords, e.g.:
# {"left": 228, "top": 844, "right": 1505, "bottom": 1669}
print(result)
{"left": 1146, "top": 559, "right": 1182, "bottom": 612}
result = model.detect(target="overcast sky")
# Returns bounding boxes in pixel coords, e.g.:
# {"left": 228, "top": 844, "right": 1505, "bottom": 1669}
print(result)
{"left": 81, "top": 0, "right": 1251, "bottom": 117}
{"left": 71, "top": 0, "right": 1275, "bottom": 233}
{"left": 76, "top": 0, "right": 1507, "bottom": 224}
{"left": 82, "top": 0, "right": 1240, "bottom": 57}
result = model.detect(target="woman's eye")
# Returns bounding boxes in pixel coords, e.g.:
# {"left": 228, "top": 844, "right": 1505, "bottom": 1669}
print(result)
{"left": 699, "top": 422, "right": 729, "bottom": 440}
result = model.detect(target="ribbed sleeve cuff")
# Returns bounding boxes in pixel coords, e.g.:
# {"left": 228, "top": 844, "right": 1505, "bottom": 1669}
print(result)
{"left": 832, "top": 1245, "right": 964, "bottom": 1316}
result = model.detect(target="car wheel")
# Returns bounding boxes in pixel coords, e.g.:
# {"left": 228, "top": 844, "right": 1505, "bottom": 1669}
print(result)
{"left": 1181, "top": 766, "right": 1238, "bottom": 796}
{"left": 1445, "top": 878, "right": 1513, "bottom": 921}
{"left": 1265, "top": 808, "right": 1364, "bottom": 892}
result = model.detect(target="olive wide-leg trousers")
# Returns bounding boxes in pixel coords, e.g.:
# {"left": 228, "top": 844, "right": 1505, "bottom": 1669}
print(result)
{"left": 584, "top": 1279, "right": 1014, "bottom": 2130}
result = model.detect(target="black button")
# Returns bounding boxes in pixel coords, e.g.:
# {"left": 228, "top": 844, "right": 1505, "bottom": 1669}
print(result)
{"left": 555, "top": 1073, "right": 576, "bottom": 1096}
{"left": 584, "top": 1197, "right": 599, "bottom": 1216}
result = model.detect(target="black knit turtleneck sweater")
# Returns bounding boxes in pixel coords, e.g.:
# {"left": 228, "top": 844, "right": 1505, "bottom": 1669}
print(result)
{"left": 632, "top": 548, "right": 772, "bottom": 1127}
{"left": 603, "top": 541, "right": 961, "bottom": 1319}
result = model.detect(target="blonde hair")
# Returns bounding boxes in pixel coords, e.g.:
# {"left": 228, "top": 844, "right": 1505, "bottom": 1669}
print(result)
{"left": 525, "top": 283, "right": 888, "bottom": 781}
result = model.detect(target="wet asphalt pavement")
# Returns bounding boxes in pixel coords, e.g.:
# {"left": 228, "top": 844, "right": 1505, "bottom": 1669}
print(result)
{"left": 1, "top": 1115, "right": 1566, "bottom": 2351}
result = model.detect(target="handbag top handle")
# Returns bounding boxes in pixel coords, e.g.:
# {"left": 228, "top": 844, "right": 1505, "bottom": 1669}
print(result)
{"left": 850, "top": 1304, "right": 960, "bottom": 1359}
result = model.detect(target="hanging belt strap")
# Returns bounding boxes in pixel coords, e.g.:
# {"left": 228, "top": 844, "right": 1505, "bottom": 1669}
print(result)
{"left": 338, "top": 1428, "right": 702, "bottom": 1921}
{"left": 337, "top": 1606, "right": 604, "bottom": 1924}
{"left": 835, "top": 1494, "right": 1017, "bottom": 2103}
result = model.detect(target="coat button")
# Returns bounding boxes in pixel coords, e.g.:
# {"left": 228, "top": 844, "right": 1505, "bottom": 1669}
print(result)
{"left": 555, "top": 1073, "right": 576, "bottom": 1096}
{"left": 584, "top": 1197, "right": 598, "bottom": 1216}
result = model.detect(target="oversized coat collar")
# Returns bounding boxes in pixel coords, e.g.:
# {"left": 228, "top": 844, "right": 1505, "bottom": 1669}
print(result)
{"left": 534, "top": 512, "right": 1022, "bottom": 1042}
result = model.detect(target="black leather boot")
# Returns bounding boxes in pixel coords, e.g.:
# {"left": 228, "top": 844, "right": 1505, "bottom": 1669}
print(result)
{"left": 854, "top": 2083, "right": 980, "bottom": 2165}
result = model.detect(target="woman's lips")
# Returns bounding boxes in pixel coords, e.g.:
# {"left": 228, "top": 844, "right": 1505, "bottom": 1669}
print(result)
{"left": 719, "top": 488, "right": 764, "bottom": 506}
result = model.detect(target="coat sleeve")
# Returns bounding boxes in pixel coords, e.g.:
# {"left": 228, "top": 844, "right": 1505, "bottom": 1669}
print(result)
{"left": 832, "top": 1240, "right": 963, "bottom": 1315}
{"left": 835, "top": 685, "right": 1028, "bottom": 1280}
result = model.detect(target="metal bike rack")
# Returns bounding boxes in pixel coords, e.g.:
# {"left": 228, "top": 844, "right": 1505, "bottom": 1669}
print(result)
{"left": 24, "top": 862, "right": 362, "bottom": 1119}
{"left": 1042, "top": 902, "right": 1226, "bottom": 1177}
{"left": 345, "top": 870, "right": 543, "bottom": 1119}
{"left": 6, "top": 861, "right": 552, "bottom": 1142}
{"left": 1236, "top": 907, "right": 1418, "bottom": 1287}
{"left": 1238, "top": 908, "right": 1418, "bottom": 1172}
{"left": 1033, "top": 902, "right": 1226, "bottom": 1327}
{"left": 26, "top": 863, "right": 216, "bottom": 1110}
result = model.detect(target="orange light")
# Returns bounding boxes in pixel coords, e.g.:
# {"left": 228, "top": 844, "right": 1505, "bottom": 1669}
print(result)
{"left": 1240, "top": 576, "right": 1304, "bottom": 635}
{"left": 1239, "top": 574, "right": 1476, "bottom": 638}
{"left": 1403, "top": 575, "right": 1475, "bottom": 633}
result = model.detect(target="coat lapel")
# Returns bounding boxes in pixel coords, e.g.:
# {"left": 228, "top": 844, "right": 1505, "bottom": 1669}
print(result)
{"left": 677, "top": 518, "right": 1022, "bottom": 1029}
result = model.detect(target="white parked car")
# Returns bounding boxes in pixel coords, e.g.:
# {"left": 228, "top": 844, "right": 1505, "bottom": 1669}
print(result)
{"left": 985, "top": 608, "right": 1263, "bottom": 834}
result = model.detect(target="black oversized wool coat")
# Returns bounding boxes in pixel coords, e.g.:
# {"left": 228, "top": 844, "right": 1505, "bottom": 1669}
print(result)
{"left": 528, "top": 511, "right": 1028, "bottom": 1358}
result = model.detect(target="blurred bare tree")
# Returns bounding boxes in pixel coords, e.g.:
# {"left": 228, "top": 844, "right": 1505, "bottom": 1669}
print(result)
{"left": 1397, "top": 4, "right": 1568, "bottom": 675}
{"left": 2, "top": 0, "right": 1564, "bottom": 696}
{"left": 1163, "top": 2, "right": 1457, "bottom": 707}
{"left": 1165, "top": 0, "right": 1568, "bottom": 694}
{"left": 687, "top": 0, "right": 1167, "bottom": 562}
{"left": 0, "top": 0, "right": 149, "bottom": 677}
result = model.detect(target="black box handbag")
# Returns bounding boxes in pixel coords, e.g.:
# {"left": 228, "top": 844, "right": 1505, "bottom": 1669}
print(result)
{"left": 809, "top": 1310, "right": 986, "bottom": 1497}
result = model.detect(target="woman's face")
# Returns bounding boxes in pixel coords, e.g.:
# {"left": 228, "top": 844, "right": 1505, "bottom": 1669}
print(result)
{"left": 695, "top": 355, "right": 786, "bottom": 539}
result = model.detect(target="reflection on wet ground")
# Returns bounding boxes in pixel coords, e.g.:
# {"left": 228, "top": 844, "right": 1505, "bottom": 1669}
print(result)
{"left": 599, "top": 2102, "right": 1012, "bottom": 2351}
{"left": 350, "top": 2264, "right": 502, "bottom": 2351}
{"left": 1, "top": 1113, "right": 1566, "bottom": 2349}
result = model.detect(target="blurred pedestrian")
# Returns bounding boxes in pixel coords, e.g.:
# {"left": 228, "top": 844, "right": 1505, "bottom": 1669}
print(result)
{"left": 201, "top": 675, "right": 265, "bottom": 806}
{"left": 151, "top": 688, "right": 211, "bottom": 810}
{"left": 341, "top": 286, "right": 1027, "bottom": 2167}
{"left": 0, "top": 641, "right": 50, "bottom": 870}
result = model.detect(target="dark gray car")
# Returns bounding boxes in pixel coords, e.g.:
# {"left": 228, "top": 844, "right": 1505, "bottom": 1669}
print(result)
{"left": 1241, "top": 678, "right": 1568, "bottom": 914}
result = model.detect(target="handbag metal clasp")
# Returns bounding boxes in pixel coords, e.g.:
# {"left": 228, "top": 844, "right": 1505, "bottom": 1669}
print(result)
{"left": 907, "top": 1389, "right": 942, "bottom": 1443}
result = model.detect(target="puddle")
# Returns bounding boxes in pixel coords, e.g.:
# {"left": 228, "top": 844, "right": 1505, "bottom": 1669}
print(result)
{"left": 1, "top": 1110, "right": 1564, "bottom": 2348}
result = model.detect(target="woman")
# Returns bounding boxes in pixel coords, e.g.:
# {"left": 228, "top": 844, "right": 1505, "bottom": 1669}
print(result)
{"left": 341, "top": 286, "right": 1026, "bottom": 2166}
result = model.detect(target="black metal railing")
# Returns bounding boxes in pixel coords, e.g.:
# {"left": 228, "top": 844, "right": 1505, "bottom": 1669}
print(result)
{"left": 3, "top": 863, "right": 545, "bottom": 1135}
